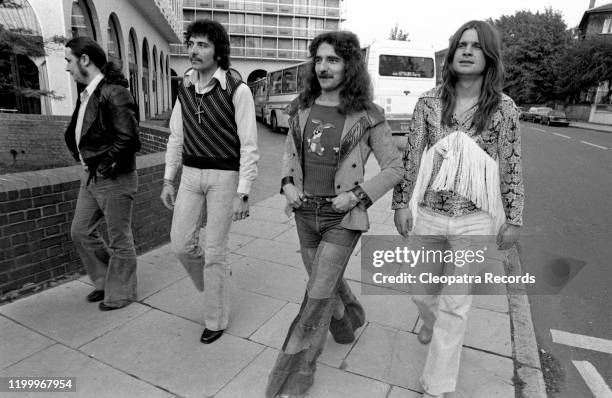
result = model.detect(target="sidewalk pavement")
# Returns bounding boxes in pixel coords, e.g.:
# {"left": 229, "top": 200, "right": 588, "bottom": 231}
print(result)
{"left": 570, "top": 121, "right": 612, "bottom": 133}
{"left": 0, "top": 162, "right": 517, "bottom": 398}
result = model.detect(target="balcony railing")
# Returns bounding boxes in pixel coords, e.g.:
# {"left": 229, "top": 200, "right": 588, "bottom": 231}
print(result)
{"left": 181, "top": 20, "right": 329, "bottom": 37}
{"left": 170, "top": 43, "right": 308, "bottom": 60}
{"left": 183, "top": 0, "right": 341, "bottom": 17}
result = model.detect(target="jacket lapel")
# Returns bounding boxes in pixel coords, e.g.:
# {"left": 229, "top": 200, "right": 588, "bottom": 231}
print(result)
{"left": 290, "top": 107, "right": 311, "bottom": 167}
{"left": 79, "top": 82, "right": 103, "bottom": 144}
{"left": 337, "top": 110, "right": 370, "bottom": 164}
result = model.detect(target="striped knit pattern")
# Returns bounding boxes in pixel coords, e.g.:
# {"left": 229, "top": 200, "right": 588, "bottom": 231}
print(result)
{"left": 178, "top": 72, "right": 241, "bottom": 171}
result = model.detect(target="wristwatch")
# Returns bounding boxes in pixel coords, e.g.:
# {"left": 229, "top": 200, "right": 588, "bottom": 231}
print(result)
{"left": 238, "top": 193, "right": 249, "bottom": 202}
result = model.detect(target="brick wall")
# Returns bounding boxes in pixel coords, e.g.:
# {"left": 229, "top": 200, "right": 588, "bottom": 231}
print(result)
{"left": 0, "top": 114, "right": 170, "bottom": 169}
{"left": 0, "top": 153, "right": 173, "bottom": 298}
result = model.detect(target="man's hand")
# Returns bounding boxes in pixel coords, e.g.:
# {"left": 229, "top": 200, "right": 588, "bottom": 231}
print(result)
{"left": 394, "top": 207, "right": 412, "bottom": 238}
{"left": 331, "top": 191, "right": 359, "bottom": 212}
{"left": 160, "top": 181, "right": 176, "bottom": 210}
{"left": 283, "top": 183, "right": 304, "bottom": 209}
{"left": 233, "top": 196, "right": 249, "bottom": 221}
{"left": 497, "top": 223, "right": 520, "bottom": 250}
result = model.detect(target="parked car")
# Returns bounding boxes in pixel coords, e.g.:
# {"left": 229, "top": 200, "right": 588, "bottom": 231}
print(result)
{"left": 540, "top": 109, "right": 570, "bottom": 127}
{"left": 518, "top": 106, "right": 529, "bottom": 120}
{"left": 526, "top": 106, "right": 553, "bottom": 123}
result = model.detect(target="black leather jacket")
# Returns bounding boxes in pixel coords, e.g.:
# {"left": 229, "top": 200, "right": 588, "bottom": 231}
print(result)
{"left": 65, "top": 79, "right": 141, "bottom": 183}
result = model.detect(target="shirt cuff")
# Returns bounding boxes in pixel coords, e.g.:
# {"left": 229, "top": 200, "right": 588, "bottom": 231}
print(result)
{"left": 237, "top": 178, "right": 252, "bottom": 195}
{"left": 280, "top": 176, "right": 294, "bottom": 194}
{"left": 350, "top": 185, "right": 373, "bottom": 208}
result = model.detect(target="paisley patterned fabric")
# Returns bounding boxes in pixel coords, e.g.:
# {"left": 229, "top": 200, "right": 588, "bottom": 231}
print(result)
{"left": 392, "top": 88, "right": 524, "bottom": 226}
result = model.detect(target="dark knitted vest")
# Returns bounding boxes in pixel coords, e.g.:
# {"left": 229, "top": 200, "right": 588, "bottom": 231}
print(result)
{"left": 178, "top": 72, "right": 241, "bottom": 171}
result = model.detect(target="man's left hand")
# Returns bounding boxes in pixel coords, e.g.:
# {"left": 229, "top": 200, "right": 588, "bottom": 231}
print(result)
{"left": 233, "top": 196, "right": 249, "bottom": 221}
{"left": 331, "top": 191, "right": 359, "bottom": 212}
{"left": 497, "top": 223, "right": 520, "bottom": 250}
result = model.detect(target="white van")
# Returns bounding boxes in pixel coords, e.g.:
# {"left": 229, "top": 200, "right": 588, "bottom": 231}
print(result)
{"left": 363, "top": 40, "right": 436, "bottom": 137}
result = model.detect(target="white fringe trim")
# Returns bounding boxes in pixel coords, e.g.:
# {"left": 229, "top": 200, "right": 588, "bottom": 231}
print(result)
{"left": 408, "top": 131, "right": 505, "bottom": 231}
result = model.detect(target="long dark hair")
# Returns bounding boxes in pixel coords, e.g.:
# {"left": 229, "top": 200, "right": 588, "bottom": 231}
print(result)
{"left": 441, "top": 20, "right": 504, "bottom": 133}
{"left": 65, "top": 36, "right": 128, "bottom": 87}
{"left": 296, "top": 31, "right": 372, "bottom": 115}
{"left": 184, "top": 19, "right": 230, "bottom": 70}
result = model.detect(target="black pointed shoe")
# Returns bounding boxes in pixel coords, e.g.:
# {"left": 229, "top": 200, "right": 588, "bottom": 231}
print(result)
{"left": 86, "top": 290, "right": 104, "bottom": 302}
{"left": 98, "top": 302, "right": 123, "bottom": 311}
{"left": 329, "top": 313, "right": 355, "bottom": 344}
{"left": 200, "top": 328, "right": 224, "bottom": 344}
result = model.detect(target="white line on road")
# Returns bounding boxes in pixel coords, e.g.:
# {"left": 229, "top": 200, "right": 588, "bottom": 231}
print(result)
{"left": 580, "top": 140, "right": 609, "bottom": 150}
{"left": 553, "top": 132, "right": 572, "bottom": 139}
{"left": 572, "top": 361, "right": 612, "bottom": 398}
{"left": 551, "top": 329, "right": 612, "bottom": 354}
{"left": 531, "top": 127, "right": 546, "bottom": 132}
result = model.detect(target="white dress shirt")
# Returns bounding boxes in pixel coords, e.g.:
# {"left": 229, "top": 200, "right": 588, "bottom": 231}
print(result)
{"left": 75, "top": 72, "right": 104, "bottom": 166}
{"left": 165, "top": 67, "right": 258, "bottom": 194}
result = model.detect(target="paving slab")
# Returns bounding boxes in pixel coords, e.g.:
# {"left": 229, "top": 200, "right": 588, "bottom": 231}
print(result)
{"left": 0, "top": 281, "right": 150, "bottom": 348}
{"left": 135, "top": 251, "right": 186, "bottom": 300}
{"left": 216, "top": 347, "right": 390, "bottom": 398}
{"left": 272, "top": 225, "right": 299, "bottom": 243}
{"left": 143, "top": 276, "right": 286, "bottom": 338}
{"left": 248, "top": 204, "right": 293, "bottom": 224}
{"left": 0, "top": 316, "right": 54, "bottom": 370}
{"left": 415, "top": 306, "right": 512, "bottom": 357}
{"left": 255, "top": 194, "right": 287, "bottom": 210}
{"left": 250, "top": 302, "right": 299, "bottom": 349}
{"left": 368, "top": 209, "right": 394, "bottom": 224}
{"left": 231, "top": 256, "right": 307, "bottom": 303}
{"left": 230, "top": 217, "right": 293, "bottom": 239}
{"left": 472, "top": 294, "right": 509, "bottom": 313}
{"left": 235, "top": 238, "right": 303, "bottom": 269}
{"left": 80, "top": 309, "right": 264, "bottom": 398}
{"left": 388, "top": 386, "right": 422, "bottom": 398}
{"left": 197, "top": 230, "right": 256, "bottom": 252}
{"left": 347, "top": 323, "right": 514, "bottom": 395}
{"left": 0, "top": 344, "right": 172, "bottom": 398}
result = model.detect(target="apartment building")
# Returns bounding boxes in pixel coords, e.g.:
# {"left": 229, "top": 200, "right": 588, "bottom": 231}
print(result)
{"left": 170, "top": 0, "right": 344, "bottom": 83}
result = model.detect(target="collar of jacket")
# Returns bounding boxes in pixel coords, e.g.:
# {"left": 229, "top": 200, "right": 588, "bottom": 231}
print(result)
{"left": 289, "top": 103, "right": 385, "bottom": 166}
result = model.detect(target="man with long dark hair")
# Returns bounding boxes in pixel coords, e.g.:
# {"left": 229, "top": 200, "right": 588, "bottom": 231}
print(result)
{"left": 266, "top": 31, "right": 403, "bottom": 397}
{"left": 64, "top": 36, "right": 141, "bottom": 311}
{"left": 160, "top": 19, "right": 258, "bottom": 344}
{"left": 393, "top": 20, "right": 524, "bottom": 397}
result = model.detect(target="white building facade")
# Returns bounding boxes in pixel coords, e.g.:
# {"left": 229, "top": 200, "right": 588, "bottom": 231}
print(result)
{"left": 1, "top": 0, "right": 182, "bottom": 120}
{"left": 170, "top": 0, "right": 344, "bottom": 84}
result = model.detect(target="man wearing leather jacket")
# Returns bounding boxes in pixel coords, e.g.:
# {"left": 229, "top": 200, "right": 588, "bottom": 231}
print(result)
{"left": 64, "top": 37, "right": 141, "bottom": 311}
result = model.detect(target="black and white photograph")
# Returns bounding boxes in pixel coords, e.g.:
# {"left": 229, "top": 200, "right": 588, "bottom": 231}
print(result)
{"left": 0, "top": 0, "right": 610, "bottom": 397}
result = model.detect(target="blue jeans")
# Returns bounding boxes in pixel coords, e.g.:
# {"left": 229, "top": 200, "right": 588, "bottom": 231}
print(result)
{"left": 266, "top": 197, "right": 362, "bottom": 398}
{"left": 170, "top": 166, "right": 238, "bottom": 331}
{"left": 70, "top": 170, "right": 138, "bottom": 308}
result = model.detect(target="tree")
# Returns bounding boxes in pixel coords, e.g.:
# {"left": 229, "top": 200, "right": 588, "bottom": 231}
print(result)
{"left": 0, "top": 0, "right": 65, "bottom": 112}
{"left": 388, "top": 24, "right": 409, "bottom": 41}
{"left": 490, "top": 8, "right": 569, "bottom": 104}
{"left": 556, "top": 35, "right": 612, "bottom": 104}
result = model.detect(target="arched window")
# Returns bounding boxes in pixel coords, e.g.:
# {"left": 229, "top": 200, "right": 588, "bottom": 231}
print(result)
{"left": 71, "top": 0, "right": 96, "bottom": 39}
{"left": 128, "top": 30, "right": 139, "bottom": 107}
{"left": 141, "top": 39, "right": 150, "bottom": 118}
{"left": 152, "top": 46, "right": 158, "bottom": 115}
{"left": 107, "top": 15, "right": 122, "bottom": 68}
{"left": 159, "top": 51, "right": 165, "bottom": 111}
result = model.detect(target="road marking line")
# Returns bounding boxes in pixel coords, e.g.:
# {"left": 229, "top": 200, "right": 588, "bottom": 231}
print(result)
{"left": 551, "top": 329, "right": 612, "bottom": 354}
{"left": 532, "top": 127, "right": 546, "bottom": 132}
{"left": 580, "top": 141, "right": 608, "bottom": 150}
{"left": 553, "top": 132, "right": 571, "bottom": 139}
{"left": 572, "top": 361, "right": 612, "bottom": 398}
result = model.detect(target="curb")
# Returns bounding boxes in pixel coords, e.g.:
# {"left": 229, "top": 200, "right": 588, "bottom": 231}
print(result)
{"left": 569, "top": 123, "right": 612, "bottom": 134}
{"left": 505, "top": 245, "right": 547, "bottom": 398}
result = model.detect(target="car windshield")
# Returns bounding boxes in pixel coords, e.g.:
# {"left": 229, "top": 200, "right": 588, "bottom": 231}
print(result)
{"left": 537, "top": 107, "right": 553, "bottom": 114}
{"left": 551, "top": 111, "right": 566, "bottom": 117}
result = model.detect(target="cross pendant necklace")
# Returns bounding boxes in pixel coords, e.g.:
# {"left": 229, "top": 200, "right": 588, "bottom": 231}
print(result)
{"left": 195, "top": 92, "right": 205, "bottom": 124}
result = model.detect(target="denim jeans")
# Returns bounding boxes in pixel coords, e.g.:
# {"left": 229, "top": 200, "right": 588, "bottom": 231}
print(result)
{"left": 266, "top": 197, "right": 362, "bottom": 398}
{"left": 170, "top": 166, "right": 238, "bottom": 331}
{"left": 70, "top": 170, "right": 138, "bottom": 308}
{"left": 411, "top": 207, "right": 501, "bottom": 395}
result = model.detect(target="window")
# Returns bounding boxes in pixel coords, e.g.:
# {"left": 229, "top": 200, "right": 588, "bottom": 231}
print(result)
{"left": 246, "top": 14, "right": 261, "bottom": 34}
{"left": 603, "top": 17, "right": 612, "bottom": 34}
{"left": 107, "top": 16, "right": 122, "bottom": 67}
{"left": 282, "top": 67, "right": 298, "bottom": 93}
{"left": 324, "top": 20, "right": 338, "bottom": 30}
{"left": 270, "top": 71, "right": 282, "bottom": 94}
{"left": 378, "top": 55, "right": 434, "bottom": 78}
{"left": 297, "top": 64, "right": 309, "bottom": 91}
{"left": 195, "top": 10, "right": 212, "bottom": 19}
{"left": 71, "top": 0, "right": 96, "bottom": 39}
{"left": 230, "top": 36, "right": 245, "bottom": 56}
{"left": 278, "top": 39, "right": 292, "bottom": 49}
{"left": 309, "top": 18, "right": 323, "bottom": 36}
{"left": 214, "top": 11, "right": 229, "bottom": 23}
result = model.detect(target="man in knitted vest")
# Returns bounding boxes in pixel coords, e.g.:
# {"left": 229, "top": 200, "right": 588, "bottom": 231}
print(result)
{"left": 160, "top": 19, "right": 258, "bottom": 345}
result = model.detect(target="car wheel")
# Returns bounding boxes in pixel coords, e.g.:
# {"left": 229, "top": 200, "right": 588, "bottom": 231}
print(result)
{"left": 271, "top": 112, "right": 278, "bottom": 132}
